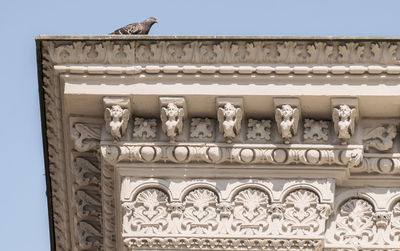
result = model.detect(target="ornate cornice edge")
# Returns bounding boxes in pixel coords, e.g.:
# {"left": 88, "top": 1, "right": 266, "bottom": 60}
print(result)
{"left": 37, "top": 39, "right": 70, "bottom": 251}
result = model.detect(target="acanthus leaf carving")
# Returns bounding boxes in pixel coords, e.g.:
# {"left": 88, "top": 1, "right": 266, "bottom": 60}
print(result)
{"left": 71, "top": 123, "right": 101, "bottom": 152}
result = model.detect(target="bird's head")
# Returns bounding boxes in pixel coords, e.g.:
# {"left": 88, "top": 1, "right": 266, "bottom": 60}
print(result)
{"left": 145, "top": 17, "right": 158, "bottom": 24}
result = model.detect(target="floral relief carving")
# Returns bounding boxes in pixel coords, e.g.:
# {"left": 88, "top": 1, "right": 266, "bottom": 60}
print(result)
{"left": 275, "top": 104, "right": 300, "bottom": 144}
{"left": 330, "top": 199, "right": 375, "bottom": 245}
{"left": 217, "top": 103, "right": 243, "bottom": 143}
{"left": 247, "top": 119, "right": 271, "bottom": 141}
{"left": 160, "top": 103, "right": 184, "bottom": 143}
{"left": 104, "top": 104, "right": 130, "bottom": 140}
{"left": 127, "top": 189, "right": 169, "bottom": 234}
{"left": 332, "top": 105, "right": 357, "bottom": 144}
{"left": 182, "top": 189, "right": 218, "bottom": 234}
{"left": 46, "top": 40, "right": 400, "bottom": 65}
{"left": 390, "top": 202, "right": 400, "bottom": 242}
{"left": 282, "top": 190, "right": 330, "bottom": 235}
{"left": 363, "top": 124, "right": 397, "bottom": 151}
{"left": 190, "top": 118, "right": 213, "bottom": 139}
{"left": 232, "top": 189, "right": 269, "bottom": 235}
{"left": 132, "top": 117, "right": 157, "bottom": 140}
{"left": 303, "top": 119, "right": 329, "bottom": 143}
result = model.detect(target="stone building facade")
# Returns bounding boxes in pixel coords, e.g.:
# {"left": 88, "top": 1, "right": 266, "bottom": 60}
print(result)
{"left": 37, "top": 35, "right": 400, "bottom": 250}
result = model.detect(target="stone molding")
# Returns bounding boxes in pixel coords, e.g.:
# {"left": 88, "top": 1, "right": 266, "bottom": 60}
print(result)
{"left": 37, "top": 36, "right": 400, "bottom": 251}
{"left": 44, "top": 39, "right": 400, "bottom": 66}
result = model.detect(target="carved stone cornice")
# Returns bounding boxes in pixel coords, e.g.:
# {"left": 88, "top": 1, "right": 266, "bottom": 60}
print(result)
{"left": 42, "top": 37, "right": 400, "bottom": 67}
{"left": 37, "top": 36, "right": 400, "bottom": 251}
{"left": 100, "top": 143, "right": 363, "bottom": 168}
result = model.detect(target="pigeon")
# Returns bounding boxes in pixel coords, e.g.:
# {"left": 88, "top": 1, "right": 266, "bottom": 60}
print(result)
{"left": 110, "top": 17, "right": 158, "bottom": 35}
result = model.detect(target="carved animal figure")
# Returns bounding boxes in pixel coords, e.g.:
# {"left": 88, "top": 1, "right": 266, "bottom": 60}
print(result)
{"left": 217, "top": 103, "right": 242, "bottom": 143}
{"left": 104, "top": 105, "right": 130, "bottom": 140}
{"left": 363, "top": 124, "right": 397, "bottom": 151}
{"left": 275, "top": 104, "right": 299, "bottom": 144}
{"left": 110, "top": 17, "right": 158, "bottom": 35}
{"left": 160, "top": 103, "right": 184, "bottom": 142}
{"left": 332, "top": 105, "right": 356, "bottom": 144}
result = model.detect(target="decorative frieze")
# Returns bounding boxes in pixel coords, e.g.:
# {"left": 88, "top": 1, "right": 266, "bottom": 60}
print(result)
{"left": 100, "top": 143, "right": 363, "bottom": 168}
{"left": 247, "top": 119, "right": 271, "bottom": 141}
{"left": 303, "top": 119, "right": 329, "bottom": 143}
{"left": 44, "top": 39, "right": 400, "bottom": 66}
{"left": 132, "top": 117, "right": 157, "bottom": 140}
{"left": 363, "top": 124, "right": 397, "bottom": 151}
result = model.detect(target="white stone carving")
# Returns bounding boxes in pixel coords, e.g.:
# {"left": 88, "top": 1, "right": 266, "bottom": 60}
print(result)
{"left": 132, "top": 117, "right": 157, "bottom": 140}
{"left": 363, "top": 124, "right": 397, "bottom": 151}
{"left": 217, "top": 103, "right": 243, "bottom": 143}
{"left": 182, "top": 189, "right": 218, "bottom": 234}
{"left": 232, "top": 189, "right": 269, "bottom": 234}
{"left": 101, "top": 143, "right": 363, "bottom": 168}
{"left": 70, "top": 123, "right": 101, "bottom": 152}
{"left": 282, "top": 190, "right": 331, "bottom": 235}
{"left": 125, "top": 189, "right": 168, "bottom": 234}
{"left": 247, "top": 119, "right": 271, "bottom": 141}
{"left": 303, "top": 119, "right": 329, "bottom": 143}
{"left": 104, "top": 105, "right": 130, "bottom": 140}
{"left": 160, "top": 103, "right": 184, "bottom": 143}
{"left": 46, "top": 40, "right": 400, "bottom": 66}
{"left": 190, "top": 118, "right": 213, "bottom": 139}
{"left": 332, "top": 105, "right": 357, "bottom": 144}
{"left": 275, "top": 104, "right": 300, "bottom": 144}
{"left": 328, "top": 199, "right": 375, "bottom": 247}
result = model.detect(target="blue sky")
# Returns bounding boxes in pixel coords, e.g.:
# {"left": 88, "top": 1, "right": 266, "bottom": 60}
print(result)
{"left": 1, "top": 0, "right": 400, "bottom": 250}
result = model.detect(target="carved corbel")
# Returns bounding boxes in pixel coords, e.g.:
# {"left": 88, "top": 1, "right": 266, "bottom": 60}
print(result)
{"left": 159, "top": 97, "right": 186, "bottom": 143}
{"left": 103, "top": 97, "right": 131, "bottom": 141}
{"left": 331, "top": 98, "right": 358, "bottom": 144}
{"left": 216, "top": 98, "right": 243, "bottom": 143}
{"left": 274, "top": 98, "right": 301, "bottom": 144}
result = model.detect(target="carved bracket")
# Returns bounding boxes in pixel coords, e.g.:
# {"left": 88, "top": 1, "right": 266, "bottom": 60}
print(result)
{"left": 159, "top": 97, "right": 186, "bottom": 143}
{"left": 217, "top": 97, "right": 243, "bottom": 143}
{"left": 103, "top": 97, "right": 131, "bottom": 141}
{"left": 274, "top": 98, "right": 301, "bottom": 144}
{"left": 331, "top": 98, "right": 358, "bottom": 145}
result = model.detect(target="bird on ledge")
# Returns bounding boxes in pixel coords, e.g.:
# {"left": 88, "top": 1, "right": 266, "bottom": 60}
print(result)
{"left": 110, "top": 17, "right": 158, "bottom": 35}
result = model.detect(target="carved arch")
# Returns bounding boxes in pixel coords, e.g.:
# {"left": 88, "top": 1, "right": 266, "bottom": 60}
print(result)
{"left": 227, "top": 183, "right": 272, "bottom": 203}
{"left": 130, "top": 184, "right": 172, "bottom": 203}
{"left": 178, "top": 183, "right": 221, "bottom": 202}
{"left": 279, "top": 183, "right": 324, "bottom": 203}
